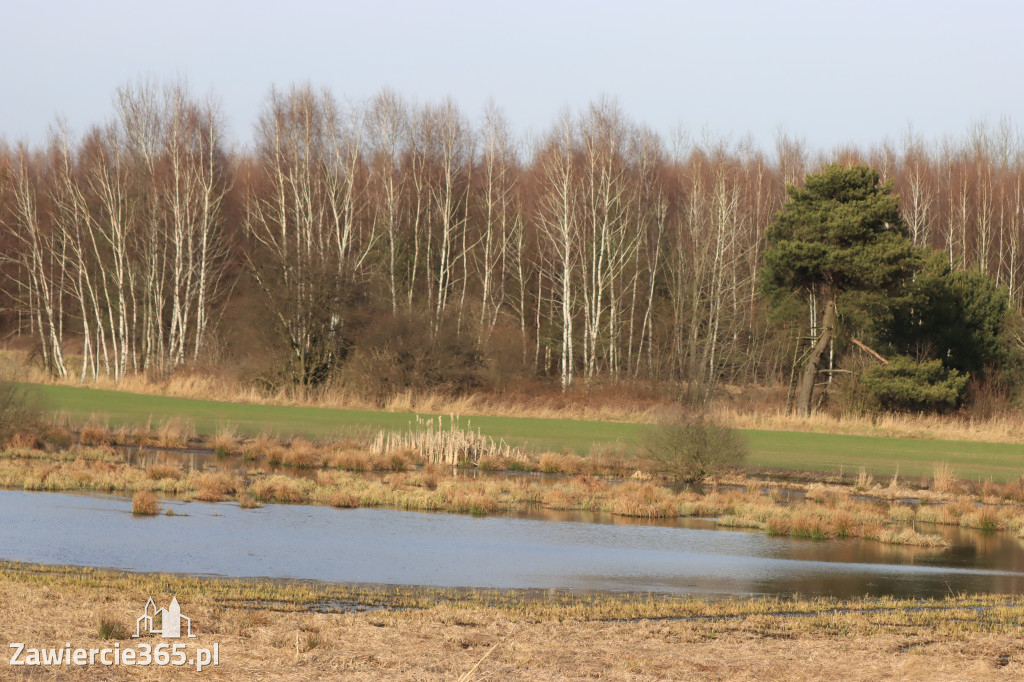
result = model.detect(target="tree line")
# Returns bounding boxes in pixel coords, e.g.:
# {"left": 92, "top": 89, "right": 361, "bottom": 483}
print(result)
{"left": 2, "top": 80, "right": 1023, "bottom": 407}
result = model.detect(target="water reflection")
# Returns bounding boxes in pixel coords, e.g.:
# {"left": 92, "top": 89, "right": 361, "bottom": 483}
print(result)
{"left": 2, "top": 489, "right": 1024, "bottom": 599}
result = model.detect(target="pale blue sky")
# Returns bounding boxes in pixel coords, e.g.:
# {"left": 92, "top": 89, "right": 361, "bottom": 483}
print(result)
{"left": 2, "top": 0, "right": 1020, "bottom": 151}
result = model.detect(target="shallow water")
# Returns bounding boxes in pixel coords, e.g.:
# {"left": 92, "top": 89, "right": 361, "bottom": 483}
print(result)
{"left": 3, "top": 489, "right": 1024, "bottom": 598}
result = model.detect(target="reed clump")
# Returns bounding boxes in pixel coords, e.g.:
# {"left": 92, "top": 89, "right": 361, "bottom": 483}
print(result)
{"left": 250, "top": 475, "right": 313, "bottom": 503}
{"left": 975, "top": 477, "right": 1024, "bottom": 504}
{"left": 932, "top": 461, "right": 958, "bottom": 493}
{"left": 98, "top": 616, "right": 129, "bottom": 640}
{"left": 962, "top": 507, "right": 1006, "bottom": 532}
{"left": 888, "top": 503, "right": 916, "bottom": 524}
{"left": 405, "top": 464, "right": 443, "bottom": 490}
{"left": 212, "top": 424, "right": 240, "bottom": 458}
{"left": 863, "top": 526, "right": 948, "bottom": 547}
{"left": 191, "top": 471, "right": 240, "bottom": 501}
{"left": 280, "top": 438, "right": 323, "bottom": 468}
{"left": 264, "top": 444, "right": 287, "bottom": 466}
{"left": 764, "top": 516, "right": 792, "bottom": 536}
{"left": 40, "top": 424, "right": 74, "bottom": 449}
{"left": 79, "top": 419, "right": 113, "bottom": 446}
{"left": 132, "top": 490, "right": 160, "bottom": 516}
{"left": 323, "top": 489, "right": 359, "bottom": 508}
{"left": 326, "top": 449, "right": 372, "bottom": 471}
{"left": 112, "top": 422, "right": 154, "bottom": 447}
{"left": 238, "top": 492, "right": 261, "bottom": 509}
{"left": 854, "top": 466, "right": 873, "bottom": 491}
{"left": 8, "top": 432, "right": 42, "bottom": 450}
{"left": 156, "top": 416, "right": 196, "bottom": 448}
{"left": 477, "top": 454, "right": 508, "bottom": 471}
{"left": 541, "top": 487, "right": 578, "bottom": 510}
{"left": 372, "top": 416, "right": 524, "bottom": 467}
{"left": 539, "top": 452, "right": 584, "bottom": 475}
{"left": 789, "top": 511, "right": 833, "bottom": 540}
{"left": 689, "top": 492, "right": 946, "bottom": 546}
{"left": 241, "top": 434, "right": 277, "bottom": 462}
{"left": 146, "top": 463, "right": 182, "bottom": 481}
{"left": 376, "top": 450, "right": 415, "bottom": 472}
{"left": 607, "top": 482, "right": 677, "bottom": 518}
{"left": 831, "top": 509, "right": 859, "bottom": 538}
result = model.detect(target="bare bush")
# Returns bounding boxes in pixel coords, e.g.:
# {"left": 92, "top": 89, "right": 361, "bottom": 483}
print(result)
{"left": 645, "top": 413, "right": 747, "bottom": 482}
{"left": 0, "top": 381, "right": 40, "bottom": 444}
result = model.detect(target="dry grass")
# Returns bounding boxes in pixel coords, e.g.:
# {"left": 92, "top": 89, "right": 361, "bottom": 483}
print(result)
{"left": 980, "top": 477, "right": 1024, "bottom": 504}
{"left": 212, "top": 423, "right": 240, "bottom": 457}
{"left": 539, "top": 451, "right": 584, "bottom": 475}
{"left": 250, "top": 475, "right": 312, "bottom": 503}
{"left": 280, "top": 437, "right": 323, "bottom": 468}
{"left": 933, "top": 461, "right": 958, "bottom": 493}
{"left": 78, "top": 418, "right": 113, "bottom": 446}
{"left": 241, "top": 433, "right": 277, "bottom": 461}
{"left": 238, "top": 492, "right": 262, "bottom": 509}
{"left": 608, "top": 481, "right": 677, "bottom": 518}
{"left": 1, "top": 560, "right": 1024, "bottom": 681}
{"left": 322, "top": 489, "right": 359, "bottom": 508}
{"left": 111, "top": 421, "right": 154, "bottom": 446}
{"left": 917, "top": 502, "right": 1019, "bottom": 533}
{"left": 145, "top": 463, "right": 182, "bottom": 481}
{"left": 192, "top": 471, "right": 240, "bottom": 502}
{"left": 131, "top": 490, "right": 160, "bottom": 516}
{"left": 156, "top": 416, "right": 197, "bottom": 448}
{"left": 8, "top": 431, "right": 42, "bottom": 449}
{"left": 371, "top": 416, "right": 523, "bottom": 466}
{"left": 325, "top": 448, "right": 372, "bottom": 471}
{"left": 699, "top": 488, "right": 949, "bottom": 546}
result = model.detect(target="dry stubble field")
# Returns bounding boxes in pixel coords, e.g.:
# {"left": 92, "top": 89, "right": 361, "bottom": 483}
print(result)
{"left": 1, "top": 563, "right": 1022, "bottom": 681}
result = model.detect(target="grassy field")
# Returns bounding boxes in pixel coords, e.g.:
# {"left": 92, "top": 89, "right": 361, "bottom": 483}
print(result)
{"left": 30, "top": 382, "right": 650, "bottom": 452}
{"left": 28, "top": 382, "right": 1024, "bottom": 481}
{"left": 745, "top": 429, "right": 1024, "bottom": 481}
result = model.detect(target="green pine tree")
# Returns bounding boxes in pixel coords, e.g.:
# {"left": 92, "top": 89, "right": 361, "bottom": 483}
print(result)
{"left": 761, "top": 164, "right": 919, "bottom": 415}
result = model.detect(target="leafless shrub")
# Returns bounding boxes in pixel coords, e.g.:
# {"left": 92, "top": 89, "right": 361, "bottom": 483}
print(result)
{"left": 645, "top": 413, "right": 747, "bottom": 482}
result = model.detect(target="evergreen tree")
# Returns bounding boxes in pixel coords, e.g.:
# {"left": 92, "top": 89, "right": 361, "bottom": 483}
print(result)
{"left": 762, "top": 165, "right": 919, "bottom": 415}
{"left": 883, "top": 252, "right": 1015, "bottom": 376}
{"left": 859, "top": 356, "right": 968, "bottom": 413}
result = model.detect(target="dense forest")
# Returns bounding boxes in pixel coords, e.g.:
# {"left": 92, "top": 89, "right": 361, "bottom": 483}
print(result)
{"left": 1, "top": 81, "right": 1022, "bottom": 412}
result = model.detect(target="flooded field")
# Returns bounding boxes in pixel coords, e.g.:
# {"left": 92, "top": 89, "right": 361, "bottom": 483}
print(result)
{"left": 3, "top": 489, "right": 1024, "bottom": 598}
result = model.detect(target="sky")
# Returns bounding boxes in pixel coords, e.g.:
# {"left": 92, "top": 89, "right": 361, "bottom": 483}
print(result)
{"left": 2, "top": 0, "right": 1021, "bottom": 152}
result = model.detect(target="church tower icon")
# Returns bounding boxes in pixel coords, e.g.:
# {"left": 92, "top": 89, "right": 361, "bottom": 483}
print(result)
{"left": 134, "top": 597, "right": 195, "bottom": 638}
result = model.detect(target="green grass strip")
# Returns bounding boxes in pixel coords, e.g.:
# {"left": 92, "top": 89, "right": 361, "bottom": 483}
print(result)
{"left": 27, "top": 383, "right": 1024, "bottom": 481}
